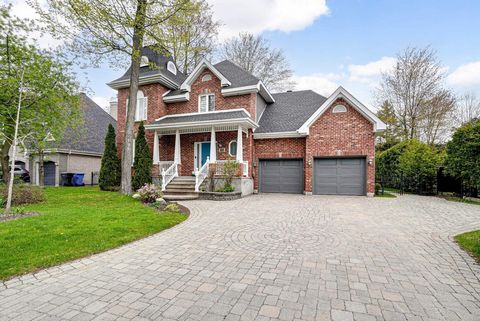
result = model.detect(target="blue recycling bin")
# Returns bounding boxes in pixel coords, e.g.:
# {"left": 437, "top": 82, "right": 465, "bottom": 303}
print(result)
{"left": 72, "top": 173, "right": 85, "bottom": 186}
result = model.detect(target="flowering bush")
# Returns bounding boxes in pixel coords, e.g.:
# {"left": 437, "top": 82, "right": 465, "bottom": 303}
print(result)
{"left": 137, "top": 184, "right": 162, "bottom": 203}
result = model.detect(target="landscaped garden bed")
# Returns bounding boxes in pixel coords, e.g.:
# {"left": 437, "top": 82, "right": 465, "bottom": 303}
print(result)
{"left": 199, "top": 191, "right": 242, "bottom": 201}
{"left": 0, "top": 186, "right": 188, "bottom": 280}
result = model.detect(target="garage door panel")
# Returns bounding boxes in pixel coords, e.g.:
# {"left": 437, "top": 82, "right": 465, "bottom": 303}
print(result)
{"left": 260, "top": 159, "right": 303, "bottom": 194}
{"left": 314, "top": 158, "right": 365, "bottom": 196}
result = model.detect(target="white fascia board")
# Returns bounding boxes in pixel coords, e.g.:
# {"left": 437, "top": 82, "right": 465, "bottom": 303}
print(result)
{"left": 298, "top": 86, "right": 387, "bottom": 134}
{"left": 145, "top": 117, "right": 258, "bottom": 131}
{"left": 180, "top": 59, "right": 231, "bottom": 91}
{"left": 153, "top": 108, "right": 252, "bottom": 122}
{"left": 55, "top": 149, "right": 103, "bottom": 157}
{"left": 107, "top": 73, "right": 179, "bottom": 90}
{"left": 221, "top": 81, "right": 275, "bottom": 104}
{"left": 163, "top": 92, "right": 190, "bottom": 103}
{"left": 253, "top": 131, "right": 306, "bottom": 139}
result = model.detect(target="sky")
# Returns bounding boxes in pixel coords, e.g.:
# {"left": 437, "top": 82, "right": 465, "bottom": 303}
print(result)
{"left": 5, "top": 0, "right": 480, "bottom": 111}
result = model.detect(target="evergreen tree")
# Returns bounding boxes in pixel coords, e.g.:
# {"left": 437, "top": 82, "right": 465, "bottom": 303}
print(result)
{"left": 376, "top": 100, "right": 401, "bottom": 152}
{"left": 99, "top": 124, "right": 121, "bottom": 191}
{"left": 132, "top": 122, "right": 152, "bottom": 191}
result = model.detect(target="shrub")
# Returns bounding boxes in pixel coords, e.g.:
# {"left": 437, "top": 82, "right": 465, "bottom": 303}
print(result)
{"left": 164, "top": 203, "right": 180, "bottom": 213}
{"left": 137, "top": 183, "right": 162, "bottom": 204}
{"left": 445, "top": 119, "right": 480, "bottom": 194}
{"left": 376, "top": 139, "right": 443, "bottom": 194}
{"left": 132, "top": 122, "right": 152, "bottom": 191}
{"left": 11, "top": 206, "right": 26, "bottom": 215}
{"left": 216, "top": 184, "right": 235, "bottom": 193}
{"left": 99, "top": 124, "right": 121, "bottom": 191}
{"left": 0, "top": 185, "right": 45, "bottom": 207}
{"left": 375, "top": 183, "right": 381, "bottom": 196}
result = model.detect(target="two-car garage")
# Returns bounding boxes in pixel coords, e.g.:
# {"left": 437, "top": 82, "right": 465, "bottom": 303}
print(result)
{"left": 259, "top": 157, "right": 366, "bottom": 196}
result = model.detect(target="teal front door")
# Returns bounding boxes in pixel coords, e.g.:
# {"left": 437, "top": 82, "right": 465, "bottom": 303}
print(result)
{"left": 201, "top": 142, "right": 210, "bottom": 166}
{"left": 195, "top": 141, "right": 211, "bottom": 170}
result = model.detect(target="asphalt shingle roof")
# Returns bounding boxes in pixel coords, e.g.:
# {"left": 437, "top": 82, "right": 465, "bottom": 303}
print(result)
{"left": 56, "top": 94, "right": 116, "bottom": 154}
{"left": 256, "top": 90, "right": 327, "bottom": 133}
{"left": 110, "top": 46, "right": 187, "bottom": 87}
{"left": 151, "top": 110, "right": 250, "bottom": 126}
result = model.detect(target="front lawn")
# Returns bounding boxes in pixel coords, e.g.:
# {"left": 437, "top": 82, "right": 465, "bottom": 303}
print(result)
{"left": 375, "top": 192, "right": 397, "bottom": 198}
{"left": 455, "top": 230, "right": 480, "bottom": 262}
{"left": 0, "top": 187, "right": 187, "bottom": 280}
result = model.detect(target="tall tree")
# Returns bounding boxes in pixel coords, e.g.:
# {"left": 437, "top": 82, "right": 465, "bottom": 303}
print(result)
{"left": 132, "top": 122, "right": 152, "bottom": 191}
{"left": 420, "top": 90, "right": 456, "bottom": 145}
{"left": 99, "top": 124, "right": 121, "bottom": 191}
{"left": 34, "top": 0, "right": 196, "bottom": 194}
{"left": 219, "top": 33, "right": 295, "bottom": 92}
{"left": 376, "top": 100, "right": 401, "bottom": 151}
{"left": 455, "top": 93, "right": 480, "bottom": 126}
{"left": 377, "top": 47, "right": 454, "bottom": 144}
{"left": 161, "top": 0, "right": 219, "bottom": 74}
{"left": 0, "top": 5, "right": 80, "bottom": 187}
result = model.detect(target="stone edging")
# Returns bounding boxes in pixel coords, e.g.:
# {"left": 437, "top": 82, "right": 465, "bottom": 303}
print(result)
{"left": 198, "top": 191, "right": 242, "bottom": 201}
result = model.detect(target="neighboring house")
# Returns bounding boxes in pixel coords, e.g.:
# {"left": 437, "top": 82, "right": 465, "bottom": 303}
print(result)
{"left": 29, "top": 94, "right": 116, "bottom": 186}
{"left": 109, "top": 46, "right": 385, "bottom": 197}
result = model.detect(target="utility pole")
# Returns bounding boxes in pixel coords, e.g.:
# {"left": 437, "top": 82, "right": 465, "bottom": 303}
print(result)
{"left": 5, "top": 68, "right": 25, "bottom": 214}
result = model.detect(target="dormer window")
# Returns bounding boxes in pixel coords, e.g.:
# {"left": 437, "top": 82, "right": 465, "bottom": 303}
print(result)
{"left": 199, "top": 94, "right": 215, "bottom": 113}
{"left": 167, "top": 61, "right": 177, "bottom": 75}
{"left": 140, "top": 56, "right": 149, "bottom": 67}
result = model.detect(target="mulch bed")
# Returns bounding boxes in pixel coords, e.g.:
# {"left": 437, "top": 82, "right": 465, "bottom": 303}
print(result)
{"left": 0, "top": 212, "right": 41, "bottom": 222}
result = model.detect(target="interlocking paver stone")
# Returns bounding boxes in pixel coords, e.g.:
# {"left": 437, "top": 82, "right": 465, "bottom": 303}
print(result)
{"left": 0, "top": 194, "right": 479, "bottom": 321}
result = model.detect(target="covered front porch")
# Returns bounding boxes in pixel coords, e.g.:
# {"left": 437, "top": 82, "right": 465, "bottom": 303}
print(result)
{"left": 145, "top": 110, "right": 257, "bottom": 192}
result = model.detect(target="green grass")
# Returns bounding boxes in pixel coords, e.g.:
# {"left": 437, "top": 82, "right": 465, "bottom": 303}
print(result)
{"left": 375, "top": 192, "right": 397, "bottom": 198}
{"left": 455, "top": 230, "right": 480, "bottom": 262}
{"left": 442, "top": 195, "right": 480, "bottom": 206}
{"left": 0, "top": 187, "right": 187, "bottom": 280}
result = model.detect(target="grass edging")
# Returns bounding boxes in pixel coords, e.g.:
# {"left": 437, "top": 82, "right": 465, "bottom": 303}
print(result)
{"left": 0, "top": 187, "right": 189, "bottom": 281}
{"left": 455, "top": 230, "right": 480, "bottom": 263}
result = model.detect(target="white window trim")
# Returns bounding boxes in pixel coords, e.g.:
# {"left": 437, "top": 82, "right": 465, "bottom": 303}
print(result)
{"left": 126, "top": 92, "right": 148, "bottom": 122}
{"left": 198, "top": 93, "right": 215, "bottom": 113}
{"left": 332, "top": 104, "right": 347, "bottom": 113}
{"left": 228, "top": 140, "right": 237, "bottom": 157}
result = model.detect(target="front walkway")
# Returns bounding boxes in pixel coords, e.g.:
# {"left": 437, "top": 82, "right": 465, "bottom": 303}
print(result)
{"left": 1, "top": 195, "right": 480, "bottom": 321}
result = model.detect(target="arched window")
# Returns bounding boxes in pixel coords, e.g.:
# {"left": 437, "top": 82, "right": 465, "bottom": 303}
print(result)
{"left": 202, "top": 74, "right": 212, "bottom": 82}
{"left": 332, "top": 104, "right": 347, "bottom": 113}
{"left": 229, "top": 140, "right": 237, "bottom": 156}
{"left": 140, "top": 56, "right": 149, "bottom": 67}
{"left": 167, "top": 61, "right": 177, "bottom": 75}
{"left": 126, "top": 90, "right": 148, "bottom": 121}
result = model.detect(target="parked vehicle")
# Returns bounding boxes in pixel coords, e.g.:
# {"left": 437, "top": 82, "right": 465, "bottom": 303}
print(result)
{"left": 14, "top": 167, "right": 30, "bottom": 183}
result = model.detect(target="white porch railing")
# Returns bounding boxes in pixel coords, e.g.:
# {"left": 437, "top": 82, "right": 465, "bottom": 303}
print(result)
{"left": 194, "top": 157, "right": 210, "bottom": 192}
{"left": 158, "top": 161, "right": 174, "bottom": 173}
{"left": 161, "top": 162, "right": 178, "bottom": 191}
{"left": 214, "top": 160, "right": 248, "bottom": 177}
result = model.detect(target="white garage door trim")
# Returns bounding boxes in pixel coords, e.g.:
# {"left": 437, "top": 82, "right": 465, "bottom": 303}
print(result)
{"left": 313, "top": 157, "right": 367, "bottom": 196}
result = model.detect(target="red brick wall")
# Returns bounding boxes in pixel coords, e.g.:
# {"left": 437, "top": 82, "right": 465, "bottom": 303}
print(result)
{"left": 252, "top": 138, "right": 306, "bottom": 190}
{"left": 305, "top": 98, "right": 375, "bottom": 194}
{"left": 167, "top": 69, "right": 256, "bottom": 118}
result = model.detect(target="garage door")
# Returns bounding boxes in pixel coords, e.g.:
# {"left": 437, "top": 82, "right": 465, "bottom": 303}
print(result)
{"left": 44, "top": 161, "right": 56, "bottom": 186}
{"left": 259, "top": 159, "right": 303, "bottom": 193}
{"left": 314, "top": 158, "right": 366, "bottom": 195}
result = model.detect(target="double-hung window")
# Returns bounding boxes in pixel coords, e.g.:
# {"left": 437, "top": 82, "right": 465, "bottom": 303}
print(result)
{"left": 198, "top": 94, "right": 215, "bottom": 113}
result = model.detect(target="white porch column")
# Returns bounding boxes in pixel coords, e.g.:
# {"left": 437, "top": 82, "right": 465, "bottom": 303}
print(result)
{"left": 210, "top": 126, "right": 216, "bottom": 162}
{"left": 236, "top": 126, "right": 243, "bottom": 162}
{"left": 153, "top": 131, "right": 159, "bottom": 164}
{"left": 174, "top": 130, "right": 181, "bottom": 164}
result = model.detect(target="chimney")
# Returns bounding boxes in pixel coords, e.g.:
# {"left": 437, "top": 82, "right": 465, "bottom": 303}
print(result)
{"left": 109, "top": 96, "right": 118, "bottom": 120}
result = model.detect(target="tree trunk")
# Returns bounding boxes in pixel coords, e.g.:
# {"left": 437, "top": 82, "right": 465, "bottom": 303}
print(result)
{"left": 38, "top": 150, "right": 45, "bottom": 187}
{"left": 1, "top": 141, "right": 12, "bottom": 186}
{"left": 120, "top": 0, "right": 148, "bottom": 195}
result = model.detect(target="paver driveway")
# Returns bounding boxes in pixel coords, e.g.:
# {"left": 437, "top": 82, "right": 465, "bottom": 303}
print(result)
{"left": 1, "top": 194, "right": 480, "bottom": 321}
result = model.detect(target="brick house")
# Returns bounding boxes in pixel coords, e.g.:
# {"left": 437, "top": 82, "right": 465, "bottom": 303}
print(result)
{"left": 108, "top": 47, "right": 385, "bottom": 198}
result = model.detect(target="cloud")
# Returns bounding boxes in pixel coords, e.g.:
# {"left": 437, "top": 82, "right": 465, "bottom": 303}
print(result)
{"left": 208, "top": 0, "right": 329, "bottom": 39}
{"left": 447, "top": 61, "right": 480, "bottom": 87}
{"left": 292, "top": 73, "right": 340, "bottom": 97}
{"left": 348, "top": 57, "right": 396, "bottom": 84}
{"left": 92, "top": 96, "right": 111, "bottom": 112}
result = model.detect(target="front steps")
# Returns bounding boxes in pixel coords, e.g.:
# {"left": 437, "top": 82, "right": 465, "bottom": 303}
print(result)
{"left": 163, "top": 176, "right": 200, "bottom": 201}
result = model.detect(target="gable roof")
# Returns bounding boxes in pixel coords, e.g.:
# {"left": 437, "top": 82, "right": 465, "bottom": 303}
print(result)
{"left": 298, "top": 86, "right": 386, "bottom": 133}
{"left": 107, "top": 46, "right": 187, "bottom": 89}
{"left": 256, "top": 90, "right": 327, "bottom": 134}
{"left": 56, "top": 94, "right": 117, "bottom": 154}
{"left": 213, "top": 60, "right": 260, "bottom": 89}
